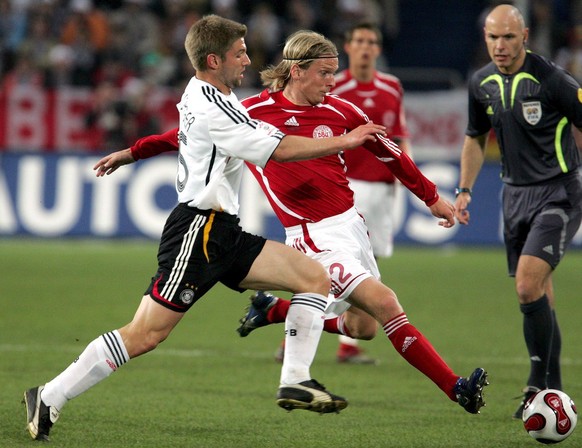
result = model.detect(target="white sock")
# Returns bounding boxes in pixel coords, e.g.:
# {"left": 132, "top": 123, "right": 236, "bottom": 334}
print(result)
{"left": 338, "top": 334, "right": 359, "bottom": 347}
{"left": 280, "top": 293, "right": 327, "bottom": 385}
{"left": 41, "top": 330, "right": 129, "bottom": 411}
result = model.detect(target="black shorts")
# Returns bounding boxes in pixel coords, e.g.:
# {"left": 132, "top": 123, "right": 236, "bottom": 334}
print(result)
{"left": 145, "top": 204, "right": 266, "bottom": 312}
{"left": 502, "top": 172, "right": 582, "bottom": 276}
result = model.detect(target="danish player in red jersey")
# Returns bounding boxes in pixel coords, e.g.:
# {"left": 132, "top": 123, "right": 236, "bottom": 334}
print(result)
{"left": 94, "top": 30, "right": 488, "bottom": 414}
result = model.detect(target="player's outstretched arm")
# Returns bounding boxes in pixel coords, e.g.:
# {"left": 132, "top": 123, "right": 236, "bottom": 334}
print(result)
{"left": 94, "top": 128, "right": 180, "bottom": 177}
{"left": 273, "top": 122, "right": 385, "bottom": 162}
{"left": 341, "top": 122, "right": 386, "bottom": 149}
{"left": 94, "top": 148, "right": 135, "bottom": 177}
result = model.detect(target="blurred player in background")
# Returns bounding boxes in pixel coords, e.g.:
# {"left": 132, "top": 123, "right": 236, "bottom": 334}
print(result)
{"left": 106, "top": 29, "right": 488, "bottom": 416}
{"left": 333, "top": 22, "right": 412, "bottom": 363}
{"left": 22, "top": 15, "right": 389, "bottom": 441}
{"left": 334, "top": 22, "right": 411, "bottom": 260}
{"left": 455, "top": 4, "right": 582, "bottom": 419}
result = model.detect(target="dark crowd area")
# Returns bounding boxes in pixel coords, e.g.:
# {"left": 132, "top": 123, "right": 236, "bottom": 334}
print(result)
{"left": 0, "top": 0, "right": 581, "bottom": 151}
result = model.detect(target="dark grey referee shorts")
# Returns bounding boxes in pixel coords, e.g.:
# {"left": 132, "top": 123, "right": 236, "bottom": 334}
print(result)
{"left": 145, "top": 203, "right": 266, "bottom": 312}
{"left": 502, "top": 172, "right": 582, "bottom": 276}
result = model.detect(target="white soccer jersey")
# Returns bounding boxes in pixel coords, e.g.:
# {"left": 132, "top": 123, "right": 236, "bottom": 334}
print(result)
{"left": 176, "top": 77, "right": 285, "bottom": 214}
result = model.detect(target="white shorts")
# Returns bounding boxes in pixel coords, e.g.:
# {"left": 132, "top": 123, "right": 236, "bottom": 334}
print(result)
{"left": 285, "top": 207, "right": 380, "bottom": 317}
{"left": 348, "top": 178, "right": 396, "bottom": 258}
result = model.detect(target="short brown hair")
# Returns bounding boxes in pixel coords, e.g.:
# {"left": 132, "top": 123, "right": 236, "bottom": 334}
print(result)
{"left": 344, "top": 22, "right": 383, "bottom": 46}
{"left": 184, "top": 14, "right": 247, "bottom": 71}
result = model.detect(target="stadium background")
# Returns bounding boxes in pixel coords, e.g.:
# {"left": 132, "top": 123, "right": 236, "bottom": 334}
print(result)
{"left": 2, "top": 3, "right": 582, "bottom": 447}
{"left": 1, "top": 0, "right": 581, "bottom": 247}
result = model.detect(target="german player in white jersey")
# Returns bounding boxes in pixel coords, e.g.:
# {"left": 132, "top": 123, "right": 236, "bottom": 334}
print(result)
{"left": 98, "top": 30, "right": 489, "bottom": 416}
{"left": 22, "top": 16, "right": 387, "bottom": 442}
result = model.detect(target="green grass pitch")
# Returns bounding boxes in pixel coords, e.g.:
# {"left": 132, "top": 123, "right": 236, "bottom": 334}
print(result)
{"left": 1, "top": 240, "right": 580, "bottom": 447}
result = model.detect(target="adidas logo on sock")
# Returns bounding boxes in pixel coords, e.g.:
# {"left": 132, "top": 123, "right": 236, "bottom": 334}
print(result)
{"left": 401, "top": 336, "right": 417, "bottom": 352}
{"left": 284, "top": 116, "right": 299, "bottom": 127}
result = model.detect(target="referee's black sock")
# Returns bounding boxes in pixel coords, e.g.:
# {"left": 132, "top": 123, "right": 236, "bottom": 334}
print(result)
{"left": 547, "top": 310, "right": 562, "bottom": 390}
{"left": 520, "top": 294, "right": 553, "bottom": 389}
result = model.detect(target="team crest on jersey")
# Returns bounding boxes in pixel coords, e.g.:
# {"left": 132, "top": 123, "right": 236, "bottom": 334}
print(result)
{"left": 522, "top": 101, "right": 541, "bottom": 125}
{"left": 313, "top": 125, "right": 333, "bottom": 139}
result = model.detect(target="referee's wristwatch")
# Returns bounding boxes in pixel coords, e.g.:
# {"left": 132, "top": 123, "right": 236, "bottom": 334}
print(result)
{"left": 454, "top": 187, "right": 472, "bottom": 197}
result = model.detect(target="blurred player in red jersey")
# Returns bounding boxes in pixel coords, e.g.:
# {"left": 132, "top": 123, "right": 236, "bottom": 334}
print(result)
{"left": 95, "top": 30, "right": 488, "bottom": 415}
{"left": 334, "top": 22, "right": 411, "bottom": 259}
{"left": 327, "top": 22, "right": 413, "bottom": 363}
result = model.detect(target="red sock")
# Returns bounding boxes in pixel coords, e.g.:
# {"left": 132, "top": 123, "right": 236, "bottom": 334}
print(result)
{"left": 337, "top": 342, "right": 360, "bottom": 356}
{"left": 266, "top": 298, "right": 289, "bottom": 323}
{"left": 323, "top": 317, "right": 347, "bottom": 335}
{"left": 267, "top": 300, "right": 350, "bottom": 337}
{"left": 384, "top": 313, "right": 458, "bottom": 401}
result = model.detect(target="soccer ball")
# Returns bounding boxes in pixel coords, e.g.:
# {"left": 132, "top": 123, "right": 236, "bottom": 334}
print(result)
{"left": 523, "top": 389, "right": 577, "bottom": 444}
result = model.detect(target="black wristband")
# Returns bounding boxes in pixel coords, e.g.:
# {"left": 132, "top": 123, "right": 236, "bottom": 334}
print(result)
{"left": 455, "top": 187, "right": 472, "bottom": 197}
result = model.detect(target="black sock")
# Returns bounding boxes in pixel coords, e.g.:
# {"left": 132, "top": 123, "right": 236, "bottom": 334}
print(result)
{"left": 547, "top": 310, "right": 562, "bottom": 390}
{"left": 520, "top": 295, "right": 553, "bottom": 389}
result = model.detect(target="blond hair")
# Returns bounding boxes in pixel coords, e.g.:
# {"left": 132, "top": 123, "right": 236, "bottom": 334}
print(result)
{"left": 260, "top": 30, "right": 338, "bottom": 91}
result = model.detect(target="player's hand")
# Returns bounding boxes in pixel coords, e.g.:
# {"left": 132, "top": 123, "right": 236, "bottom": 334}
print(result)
{"left": 94, "top": 148, "right": 135, "bottom": 177}
{"left": 429, "top": 197, "right": 455, "bottom": 228}
{"left": 342, "top": 122, "right": 386, "bottom": 149}
{"left": 454, "top": 194, "right": 472, "bottom": 225}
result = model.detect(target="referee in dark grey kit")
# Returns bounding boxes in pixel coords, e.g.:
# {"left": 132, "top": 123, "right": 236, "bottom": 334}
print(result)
{"left": 454, "top": 4, "right": 582, "bottom": 420}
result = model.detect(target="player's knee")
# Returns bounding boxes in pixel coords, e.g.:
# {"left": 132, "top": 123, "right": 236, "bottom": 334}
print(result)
{"left": 376, "top": 291, "right": 405, "bottom": 322}
{"left": 344, "top": 313, "right": 378, "bottom": 340}
{"left": 142, "top": 333, "right": 166, "bottom": 353}
{"left": 302, "top": 263, "right": 331, "bottom": 295}
{"left": 515, "top": 279, "right": 543, "bottom": 303}
{"left": 122, "top": 328, "right": 167, "bottom": 357}
{"left": 349, "top": 324, "right": 377, "bottom": 340}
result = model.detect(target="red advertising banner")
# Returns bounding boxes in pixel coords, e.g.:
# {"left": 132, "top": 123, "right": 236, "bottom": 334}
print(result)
{"left": 0, "top": 85, "right": 180, "bottom": 152}
{"left": 0, "top": 86, "right": 499, "bottom": 160}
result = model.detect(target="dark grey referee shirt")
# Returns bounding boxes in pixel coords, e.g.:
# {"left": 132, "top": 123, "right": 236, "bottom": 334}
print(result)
{"left": 467, "top": 51, "right": 582, "bottom": 185}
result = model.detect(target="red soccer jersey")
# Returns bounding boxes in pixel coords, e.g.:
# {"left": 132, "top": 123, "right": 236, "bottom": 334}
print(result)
{"left": 130, "top": 89, "right": 437, "bottom": 227}
{"left": 241, "top": 89, "right": 435, "bottom": 227}
{"left": 332, "top": 69, "right": 409, "bottom": 183}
